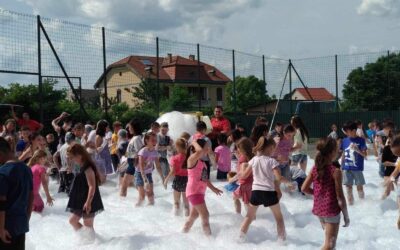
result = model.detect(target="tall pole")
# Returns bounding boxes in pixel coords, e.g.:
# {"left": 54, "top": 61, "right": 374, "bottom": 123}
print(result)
{"left": 232, "top": 50, "right": 237, "bottom": 113}
{"left": 335, "top": 55, "right": 339, "bottom": 112}
{"left": 37, "top": 15, "right": 43, "bottom": 124}
{"left": 197, "top": 44, "right": 201, "bottom": 110}
{"left": 289, "top": 59, "right": 292, "bottom": 115}
{"left": 156, "top": 37, "right": 160, "bottom": 115}
{"left": 102, "top": 27, "right": 108, "bottom": 116}
{"left": 262, "top": 55, "right": 266, "bottom": 112}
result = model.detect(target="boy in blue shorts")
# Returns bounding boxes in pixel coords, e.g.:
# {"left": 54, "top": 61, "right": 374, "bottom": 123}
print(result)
{"left": 340, "top": 121, "right": 367, "bottom": 205}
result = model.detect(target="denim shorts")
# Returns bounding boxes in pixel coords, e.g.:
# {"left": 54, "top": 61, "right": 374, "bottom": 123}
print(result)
{"left": 278, "top": 163, "right": 290, "bottom": 180}
{"left": 134, "top": 172, "right": 153, "bottom": 187}
{"left": 291, "top": 154, "right": 307, "bottom": 164}
{"left": 125, "top": 158, "right": 136, "bottom": 176}
{"left": 318, "top": 213, "right": 341, "bottom": 224}
{"left": 343, "top": 170, "right": 365, "bottom": 186}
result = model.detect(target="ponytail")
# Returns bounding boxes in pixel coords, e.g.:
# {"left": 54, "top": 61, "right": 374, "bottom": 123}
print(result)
{"left": 315, "top": 137, "right": 337, "bottom": 180}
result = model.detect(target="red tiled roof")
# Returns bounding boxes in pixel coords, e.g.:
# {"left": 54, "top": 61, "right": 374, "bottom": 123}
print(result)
{"left": 294, "top": 88, "right": 335, "bottom": 101}
{"left": 95, "top": 55, "right": 231, "bottom": 87}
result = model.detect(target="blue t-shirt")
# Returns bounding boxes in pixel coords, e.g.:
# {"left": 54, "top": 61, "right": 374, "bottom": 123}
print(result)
{"left": 366, "top": 129, "right": 376, "bottom": 143}
{"left": 16, "top": 139, "right": 27, "bottom": 153}
{"left": 340, "top": 137, "right": 367, "bottom": 171}
{"left": 0, "top": 161, "right": 33, "bottom": 237}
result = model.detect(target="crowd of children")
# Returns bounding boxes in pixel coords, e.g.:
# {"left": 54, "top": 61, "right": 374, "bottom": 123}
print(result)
{"left": 3, "top": 107, "right": 400, "bottom": 250}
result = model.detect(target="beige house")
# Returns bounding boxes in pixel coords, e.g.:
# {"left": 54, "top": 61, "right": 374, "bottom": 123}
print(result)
{"left": 94, "top": 54, "right": 231, "bottom": 108}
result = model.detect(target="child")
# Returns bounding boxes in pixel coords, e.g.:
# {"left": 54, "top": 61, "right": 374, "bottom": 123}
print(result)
{"left": 381, "top": 134, "right": 398, "bottom": 199}
{"left": 191, "top": 121, "right": 213, "bottom": 179}
{"left": 272, "top": 125, "right": 296, "bottom": 185}
{"left": 340, "top": 121, "right": 367, "bottom": 205}
{"left": 291, "top": 116, "right": 309, "bottom": 172}
{"left": 232, "top": 138, "right": 254, "bottom": 214}
{"left": 120, "top": 119, "right": 143, "bottom": 197}
{"left": 111, "top": 121, "right": 122, "bottom": 172}
{"left": 239, "top": 137, "right": 286, "bottom": 241}
{"left": 302, "top": 137, "right": 350, "bottom": 250}
{"left": 214, "top": 133, "right": 231, "bottom": 180}
{"left": 16, "top": 126, "right": 30, "bottom": 157}
{"left": 135, "top": 132, "right": 165, "bottom": 206}
{"left": 27, "top": 150, "right": 54, "bottom": 212}
{"left": 328, "top": 124, "right": 338, "bottom": 140}
{"left": 289, "top": 164, "right": 307, "bottom": 193}
{"left": 54, "top": 132, "right": 77, "bottom": 194}
{"left": 183, "top": 139, "right": 223, "bottom": 236}
{"left": 157, "top": 122, "right": 173, "bottom": 178}
{"left": 385, "top": 136, "right": 400, "bottom": 228}
{"left": 164, "top": 138, "right": 189, "bottom": 216}
{"left": 66, "top": 144, "right": 104, "bottom": 241}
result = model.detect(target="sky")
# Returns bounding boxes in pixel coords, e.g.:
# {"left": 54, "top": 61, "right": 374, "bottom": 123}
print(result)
{"left": 0, "top": 0, "right": 399, "bottom": 95}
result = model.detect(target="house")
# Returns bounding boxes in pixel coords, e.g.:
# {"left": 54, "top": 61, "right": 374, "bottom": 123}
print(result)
{"left": 94, "top": 54, "right": 231, "bottom": 108}
{"left": 291, "top": 87, "right": 335, "bottom": 101}
{"left": 67, "top": 89, "right": 100, "bottom": 105}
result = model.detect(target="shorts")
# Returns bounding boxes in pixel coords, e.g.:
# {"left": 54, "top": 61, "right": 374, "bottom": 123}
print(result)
{"left": 125, "top": 158, "right": 136, "bottom": 176}
{"left": 134, "top": 172, "right": 153, "bottom": 187}
{"left": 217, "top": 169, "right": 228, "bottom": 180}
{"left": 343, "top": 170, "right": 365, "bottom": 186}
{"left": 278, "top": 163, "right": 290, "bottom": 180}
{"left": 187, "top": 194, "right": 205, "bottom": 206}
{"left": 111, "top": 154, "right": 120, "bottom": 171}
{"left": 291, "top": 154, "right": 307, "bottom": 165}
{"left": 233, "top": 182, "right": 252, "bottom": 204}
{"left": 384, "top": 166, "right": 395, "bottom": 177}
{"left": 318, "top": 213, "right": 341, "bottom": 224}
{"left": 250, "top": 190, "right": 279, "bottom": 207}
{"left": 172, "top": 175, "right": 188, "bottom": 192}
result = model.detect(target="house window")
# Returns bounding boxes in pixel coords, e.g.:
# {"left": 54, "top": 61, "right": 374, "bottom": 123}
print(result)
{"left": 188, "top": 87, "right": 207, "bottom": 100}
{"left": 216, "top": 88, "right": 223, "bottom": 101}
{"left": 116, "top": 89, "right": 121, "bottom": 103}
{"left": 119, "top": 72, "right": 122, "bottom": 76}
{"left": 163, "top": 86, "right": 169, "bottom": 99}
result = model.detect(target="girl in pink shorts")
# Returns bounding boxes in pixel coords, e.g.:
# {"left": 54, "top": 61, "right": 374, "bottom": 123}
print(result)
{"left": 183, "top": 139, "right": 223, "bottom": 236}
{"left": 28, "top": 150, "right": 54, "bottom": 212}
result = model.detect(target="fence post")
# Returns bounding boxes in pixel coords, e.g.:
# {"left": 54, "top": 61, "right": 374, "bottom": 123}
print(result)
{"left": 37, "top": 15, "right": 43, "bottom": 124}
{"left": 232, "top": 49, "right": 237, "bottom": 114}
{"left": 289, "top": 59, "right": 292, "bottom": 115}
{"left": 79, "top": 77, "right": 82, "bottom": 118}
{"left": 387, "top": 50, "right": 391, "bottom": 112}
{"left": 156, "top": 37, "right": 160, "bottom": 115}
{"left": 197, "top": 43, "right": 201, "bottom": 110}
{"left": 262, "top": 55, "right": 266, "bottom": 112}
{"left": 102, "top": 27, "right": 108, "bottom": 117}
{"left": 335, "top": 55, "right": 339, "bottom": 112}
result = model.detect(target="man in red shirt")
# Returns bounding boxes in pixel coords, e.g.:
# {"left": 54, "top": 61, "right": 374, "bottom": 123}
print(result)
{"left": 11, "top": 107, "right": 43, "bottom": 132}
{"left": 209, "top": 106, "right": 231, "bottom": 147}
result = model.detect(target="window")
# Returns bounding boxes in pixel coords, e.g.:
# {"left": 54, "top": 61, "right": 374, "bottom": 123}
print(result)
{"left": 116, "top": 89, "right": 121, "bottom": 103}
{"left": 119, "top": 72, "right": 122, "bottom": 76}
{"left": 188, "top": 87, "right": 207, "bottom": 101}
{"left": 216, "top": 88, "right": 223, "bottom": 101}
{"left": 163, "top": 86, "right": 169, "bottom": 99}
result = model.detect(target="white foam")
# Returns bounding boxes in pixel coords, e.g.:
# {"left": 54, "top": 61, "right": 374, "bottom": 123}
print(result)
{"left": 156, "top": 111, "right": 197, "bottom": 140}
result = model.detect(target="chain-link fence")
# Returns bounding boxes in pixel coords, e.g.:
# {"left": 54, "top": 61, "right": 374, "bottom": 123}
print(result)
{"left": 1, "top": 9, "right": 399, "bottom": 137}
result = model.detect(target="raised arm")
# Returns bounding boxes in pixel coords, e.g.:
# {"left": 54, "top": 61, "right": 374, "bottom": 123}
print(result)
{"left": 51, "top": 112, "right": 68, "bottom": 133}
{"left": 10, "top": 106, "right": 18, "bottom": 121}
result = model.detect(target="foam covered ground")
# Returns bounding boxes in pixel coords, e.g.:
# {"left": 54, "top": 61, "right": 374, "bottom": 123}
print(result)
{"left": 27, "top": 157, "right": 399, "bottom": 250}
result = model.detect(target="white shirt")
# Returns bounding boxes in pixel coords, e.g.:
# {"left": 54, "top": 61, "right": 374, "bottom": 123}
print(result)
{"left": 249, "top": 155, "right": 279, "bottom": 191}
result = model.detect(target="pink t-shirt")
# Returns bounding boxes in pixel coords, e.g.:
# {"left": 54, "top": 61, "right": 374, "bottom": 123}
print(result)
{"left": 249, "top": 155, "right": 279, "bottom": 191}
{"left": 186, "top": 160, "right": 207, "bottom": 197}
{"left": 237, "top": 155, "right": 253, "bottom": 185}
{"left": 272, "top": 138, "right": 293, "bottom": 163}
{"left": 136, "top": 147, "right": 158, "bottom": 174}
{"left": 170, "top": 153, "right": 188, "bottom": 176}
{"left": 214, "top": 145, "right": 231, "bottom": 172}
{"left": 31, "top": 164, "right": 45, "bottom": 194}
{"left": 311, "top": 165, "right": 341, "bottom": 217}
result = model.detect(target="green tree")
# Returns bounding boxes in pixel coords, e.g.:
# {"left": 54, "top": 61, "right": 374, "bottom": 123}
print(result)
{"left": 160, "top": 85, "right": 194, "bottom": 112}
{"left": 341, "top": 53, "right": 400, "bottom": 111}
{"left": 125, "top": 79, "right": 159, "bottom": 111}
{"left": 225, "top": 75, "right": 271, "bottom": 112}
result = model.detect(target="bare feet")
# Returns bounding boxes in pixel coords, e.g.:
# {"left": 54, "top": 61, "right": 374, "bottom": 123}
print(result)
{"left": 397, "top": 217, "right": 400, "bottom": 230}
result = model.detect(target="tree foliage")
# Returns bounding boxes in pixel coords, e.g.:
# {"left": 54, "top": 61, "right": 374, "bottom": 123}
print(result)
{"left": 341, "top": 53, "right": 400, "bottom": 111}
{"left": 160, "top": 85, "right": 194, "bottom": 112}
{"left": 225, "top": 75, "right": 271, "bottom": 112}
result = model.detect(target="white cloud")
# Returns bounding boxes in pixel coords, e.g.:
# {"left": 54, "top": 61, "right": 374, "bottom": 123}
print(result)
{"left": 357, "top": 0, "right": 400, "bottom": 16}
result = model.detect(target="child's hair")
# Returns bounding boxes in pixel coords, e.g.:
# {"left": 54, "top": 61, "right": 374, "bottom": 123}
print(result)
{"left": 29, "top": 132, "right": 42, "bottom": 144}
{"left": 382, "top": 120, "right": 395, "bottom": 130}
{"left": 180, "top": 132, "right": 191, "bottom": 141}
{"left": 175, "top": 138, "right": 187, "bottom": 152}
{"left": 160, "top": 122, "right": 168, "bottom": 128}
{"left": 118, "top": 129, "right": 128, "bottom": 139}
{"left": 255, "top": 116, "right": 268, "bottom": 126}
{"left": 253, "top": 136, "right": 276, "bottom": 154}
{"left": 67, "top": 144, "right": 101, "bottom": 184}
{"left": 227, "top": 172, "right": 237, "bottom": 182}
{"left": 231, "top": 129, "right": 243, "bottom": 142}
{"left": 96, "top": 120, "right": 109, "bottom": 137}
{"left": 315, "top": 137, "right": 337, "bottom": 180}
{"left": 343, "top": 121, "right": 357, "bottom": 132}
{"left": 250, "top": 124, "right": 268, "bottom": 144}
{"left": 283, "top": 124, "right": 295, "bottom": 134}
{"left": 27, "top": 149, "right": 47, "bottom": 167}
{"left": 183, "top": 138, "right": 206, "bottom": 169}
{"left": 20, "top": 126, "right": 30, "bottom": 132}
{"left": 196, "top": 121, "right": 207, "bottom": 132}
{"left": 275, "top": 122, "right": 283, "bottom": 128}
{"left": 73, "top": 123, "right": 84, "bottom": 131}
{"left": 143, "top": 132, "right": 156, "bottom": 146}
{"left": 113, "top": 121, "right": 122, "bottom": 128}
{"left": 237, "top": 138, "right": 254, "bottom": 160}
{"left": 355, "top": 120, "right": 362, "bottom": 126}
{"left": 391, "top": 135, "right": 400, "bottom": 148}
{"left": 128, "top": 118, "right": 143, "bottom": 136}
{"left": 217, "top": 133, "right": 228, "bottom": 145}
{"left": 291, "top": 116, "right": 309, "bottom": 141}
{"left": 151, "top": 122, "right": 160, "bottom": 129}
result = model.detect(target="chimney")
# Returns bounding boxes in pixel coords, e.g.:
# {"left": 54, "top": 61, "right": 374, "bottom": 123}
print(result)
{"left": 167, "top": 53, "right": 172, "bottom": 63}
{"left": 189, "top": 54, "right": 195, "bottom": 61}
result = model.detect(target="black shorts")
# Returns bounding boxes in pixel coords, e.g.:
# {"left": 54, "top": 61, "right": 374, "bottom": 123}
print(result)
{"left": 384, "top": 166, "right": 395, "bottom": 177}
{"left": 0, "top": 233, "right": 25, "bottom": 250}
{"left": 250, "top": 190, "right": 279, "bottom": 207}
{"left": 217, "top": 170, "right": 228, "bottom": 180}
{"left": 172, "top": 175, "right": 188, "bottom": 192}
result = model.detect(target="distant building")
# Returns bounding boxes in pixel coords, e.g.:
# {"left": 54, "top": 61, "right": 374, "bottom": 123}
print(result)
{"left": 67, "top": 89, "right": 100, "bottom": 104}
{"left": 291, "top": 87, "right": 335, "bottom": 101}
{"left": 94, "top": 54, "right": 231, "bottom": 108}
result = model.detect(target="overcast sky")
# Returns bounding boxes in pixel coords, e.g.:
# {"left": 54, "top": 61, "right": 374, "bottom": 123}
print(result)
{"left": 1, "top": 0, "right": 399, "bottom": 58}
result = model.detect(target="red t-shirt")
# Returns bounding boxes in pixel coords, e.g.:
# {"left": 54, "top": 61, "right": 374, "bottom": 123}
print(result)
{"left": 17, "top": 119, "right": 41, "bottom": 132}
{"left": 170, "top": 153, "right": 188, "bottom": 176}
{"left": 209, "top": 117, "right": 231, "bottom": 139}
